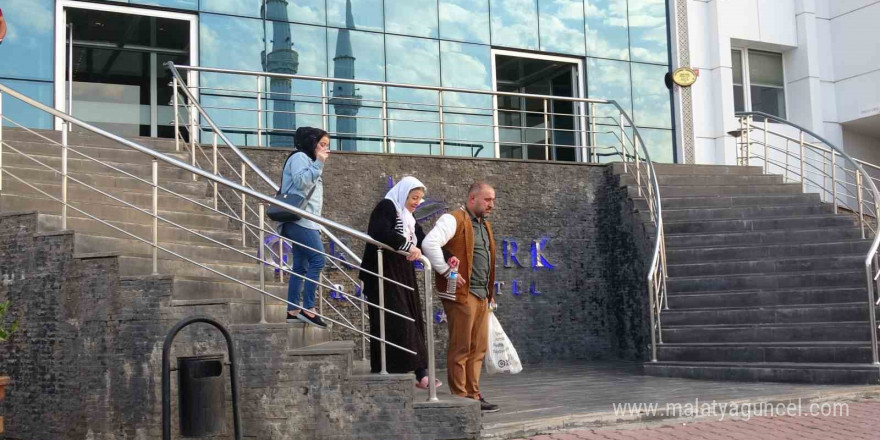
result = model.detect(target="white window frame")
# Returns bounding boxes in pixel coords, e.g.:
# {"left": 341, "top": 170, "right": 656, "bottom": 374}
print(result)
{"left": 53, "top": 0, "right": 199, "bottom": 131}
{"left": 731, "top": 47, "right": 788, "bottom": 118}
{"left": 490, "top": 49, "right": 588, "bottom": 161}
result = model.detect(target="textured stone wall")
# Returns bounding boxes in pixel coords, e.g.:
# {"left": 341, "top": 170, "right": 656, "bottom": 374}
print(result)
{"left": 221, "top": 148, "right": 651, "bottom": 365}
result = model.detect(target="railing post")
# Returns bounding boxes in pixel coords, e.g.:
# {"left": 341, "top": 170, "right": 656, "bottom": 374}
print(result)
{"left": 61, "top": 121, "right": 69, "bottom": 230}
{"left": 189, "top": 91, "right": 198, "bottom": 181}
{"left": 377, "top": 248, "right": 387, "bottom": 374}
{"left": 321, "top": 80, "right": 328, "bottom": 131}
{"left": 857, "top": 171, "right": 866, "bottom": 239}
{"left": 381, "top": 86, "right": 388, "bottom": 154}
{"left": 635, "top": 136, "right": 642, "bottom": 198}
{"left": 213, "top": 133, "right": 219, "bottom": 210}
{"left": 278, "top": 238, "right": 284, "bottom": 283}
{"left": 152, "top": 159, "right": 159, "bottom": 275}
{"left": 619, "top": 112, "right": 627, "bottom": 172}
{"left": 256, "top": 76, "right": 263, "bottom": 147}
{"left": 647, "top": 282, "right": 658, "bottom": 362}
{"left": 438, "top": 91, "right": 445, "bottom": 156}
{"left": 745, "top": 115, "right": 753, "bottom": 167}
{"left": 361, "top": 282, "right": 367, "bottom": 361}
{"left": 258, "top": 203, "right": 267, "bottom": 323}
{"left": 173, "top": 77, "right": 180, "bottom": 152}
{"left": 799, "top": 131, "right": 806, "bottom": 193}
{"left": 831, "top": 152, "right": 838, "bottom": 214}
{"left": 785, "top": 139, "right": 790, "bottom": 182}
{"left": 241, "top": 163, "right": 247, "bottom": 245}
{"left": 422, "top": 259, "right": 439, "bottom": 402}
{"left": 319, "top": 283, "right": 324, "bottom": 317}
{"left": 543, "top": 99, "right": 550, "bottom": 160}
{"left": 865, "top": 263, "right": 879, "bottom": 365}
{"left": 763, "top": 118, "right": 769, "bottom": 174}
{"left": 590, "top": 102, "right": 598, "bottom": 163}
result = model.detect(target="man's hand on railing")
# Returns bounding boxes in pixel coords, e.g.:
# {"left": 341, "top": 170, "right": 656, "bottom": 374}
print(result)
{"left": 406, "top": 247, "right": 423, "bottom": 262}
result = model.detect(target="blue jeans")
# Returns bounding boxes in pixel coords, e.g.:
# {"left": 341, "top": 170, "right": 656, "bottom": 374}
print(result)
{"left": 280, "top": 222, "right": 326, "bottom": 313}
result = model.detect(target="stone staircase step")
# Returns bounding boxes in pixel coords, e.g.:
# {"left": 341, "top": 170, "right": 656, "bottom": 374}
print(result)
{"left": 612, "top": 162, "right": 764, "bottom": 175}
{"left": 666, "top": 254, "right": 864, "bottom": 277}
{"left": 230, "top": 322, "right": 332, "bottom": 350}
{"left": 72, "top": 233, "right": 257, "bottom": 265}
{"left": 3, "top": 149, "right": 196, "bottom": 181}
{"left": 661, "top": 322, "right": 872, "bottom": 343}
{"left": 169, "top": 298, "right": 288, "bottom": 324}
{"left": 629, "top": 183, "right": 804, "bottom": 198}
{"left": 1, "top": 164, "right": 207, "bottom": 196}
{"left": 657, "top": 215, "right": 856, "bottom": 235}
{"left": 2, "top": 127, "right": 181, "bottom": 153}
{"left": 3, "top": 178, "right": 216, "bottom": 214}
{"left": 657, "top": 204, "right": 832, "bottom": 222}
{"left": 39, "top": 214, "right": 242, "bottom": 247}
{"left": 666, "top": 269, "right": 865, "bottom": 293}
{"left": 643, "top": 361, "right": 880, "bottom": 384}
{"left": 117, "top": 254, "right": 272, "bottom": 280}
{"left": 664, "top": 227, "right": 863, "bottom": 248}
{"left": 1, "top": 193, "right": 228, "bottom": 229}
{"left": 2, "top": 138, "right": 190, "bottom": 164}
{"left": 619, "top": 173, "right": 784, "bottom": 186}
{"left": 666, "top": 287, "right": 868, "bottom": 309}
{"left": 665, "top": 240, "right": 870, "bottom": 264}
{"left": 170, "top": 275, "right": 287, "bottom": 301}
{"left": 661, "top": 303, "right": 869, "bottom": 326}
{"left": 656, "top": 341, "right": 875, "bottom": 363}
{"left": 632, "top": 193, "right": 822, "bottom": 210}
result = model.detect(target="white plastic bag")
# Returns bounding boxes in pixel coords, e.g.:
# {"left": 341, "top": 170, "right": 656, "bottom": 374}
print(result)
{"left": 484, "top": 312, "right": 523, "bottom": 375}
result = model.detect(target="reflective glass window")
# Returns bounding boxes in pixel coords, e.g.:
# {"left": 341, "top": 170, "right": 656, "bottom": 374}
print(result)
{"left": 200, "top": 0, "right": 325, "bottom": 26}
{"left": 0, "top": 0, "right": 55, "bottom": 81}
{"left": 748, "top": 50, "right": 786, "bottom": 119}
{"left": 631, "top": 62, "right": 671, "bottom": 129}
{"left": 587, "top": 58, "right": 632, "bottom": 119}
{"left": 131, "top": 0, "right": 198, "bottom": 10}
{"left": 439, "top": 0, "right": 490, "bottom": 44}
{"left": 385, "top": 36, "right": 440, "bottom": 155}
{"left": 538, "top": 0, "right": 586, "bottom": 56}
{"left": 443, "top": 113, "right": 494, "bottom": 158}
{"left": 440, "top": 41, "right": 491, "bottom": 91}
{"left": 585, "top": 0, "right": 629, "bottom": 60}
{"left": 732, "top": 49, "right": 745, "bottom": 113}
{"left": 327, "top": 0, "right": 384, "bottom": 32}
{"left": 0, "top": 79, "right": 54, "bottom": 129}
{"left": 636, "top": 127, "right": 674, "bottom": 163}
{"left": 327, "top": 28, "right": 385, "bottom": 152}
{"left": 386, "top": 35, "right": 439, "bottom": 87}
{"left": 628, "top": 0, "right": 668, "bottom": 64}
{"left": 490, "top": 0, "right": 539, "bottom": 51}
{"left": 385, "top": 0, "right": 438, "bottom": 38}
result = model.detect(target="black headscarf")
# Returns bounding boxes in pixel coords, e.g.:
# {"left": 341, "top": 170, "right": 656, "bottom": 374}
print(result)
{"left": 293, "top": 127, "right": 328, "bottom": 161}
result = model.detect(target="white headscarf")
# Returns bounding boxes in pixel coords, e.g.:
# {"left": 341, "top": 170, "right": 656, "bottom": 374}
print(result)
{"left": 384, "top": 176, "right": 426, "bottom": 247}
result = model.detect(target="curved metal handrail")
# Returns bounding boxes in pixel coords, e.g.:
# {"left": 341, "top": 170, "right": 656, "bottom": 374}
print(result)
{"left": 737, "top": 110, "right": 880, "bottom": 365}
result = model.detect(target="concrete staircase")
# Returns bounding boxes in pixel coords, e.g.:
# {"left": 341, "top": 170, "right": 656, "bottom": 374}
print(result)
{"left": 614, "top": 162, "right": 880, "bottom": 384}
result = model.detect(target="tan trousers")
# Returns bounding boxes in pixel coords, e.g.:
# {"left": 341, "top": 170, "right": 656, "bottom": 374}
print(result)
{"left": 443, "top": 293, "right": 489, "bottom": 398}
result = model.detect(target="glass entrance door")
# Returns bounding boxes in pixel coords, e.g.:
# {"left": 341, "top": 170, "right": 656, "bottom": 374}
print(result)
{"left": 61, "top": 4, "right": 193, "bottom": 138}
{"left": 494, "top": 53, "right": 584, "bottom": 161}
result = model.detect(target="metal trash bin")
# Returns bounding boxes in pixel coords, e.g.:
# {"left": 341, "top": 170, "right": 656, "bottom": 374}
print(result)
{"left": 177, "top": 354, "right": 226, "bottom": 437}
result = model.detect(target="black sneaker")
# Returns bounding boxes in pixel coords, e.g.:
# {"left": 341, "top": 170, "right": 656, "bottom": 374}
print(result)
{"left": 297, "top": 311, "right": 328, "bottom": 328}
{"left": 479, "top": 397, "right": 499, "bottom": 413}
{"left": 286, "top": 312, "right": 300, "bottom": 323}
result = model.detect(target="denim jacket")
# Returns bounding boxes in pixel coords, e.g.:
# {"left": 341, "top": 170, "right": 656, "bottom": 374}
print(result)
{"left": 280, "top": 151, "right": 324, "bottom": 230}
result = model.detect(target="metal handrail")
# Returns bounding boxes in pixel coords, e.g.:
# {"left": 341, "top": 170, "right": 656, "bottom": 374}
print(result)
{"left": 736, "top": 110, "right": 880, "bottom": 365}
{"left": 0, "top": 83, "right": 443, "bottom": 400}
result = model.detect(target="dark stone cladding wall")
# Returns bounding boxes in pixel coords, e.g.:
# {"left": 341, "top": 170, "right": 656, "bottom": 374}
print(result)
{"left": 220, "top": 147, "right": 651, "bottom": 365}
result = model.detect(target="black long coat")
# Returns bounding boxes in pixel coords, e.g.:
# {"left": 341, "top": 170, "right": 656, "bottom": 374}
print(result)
{"left": 359, "top": 199, "right": 428, "bottom": 374}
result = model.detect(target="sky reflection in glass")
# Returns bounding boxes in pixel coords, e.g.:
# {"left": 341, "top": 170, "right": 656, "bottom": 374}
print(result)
{"left": 439, "top": 0, "right": 490, "bottom": 44}
{"left": 628, "top": 0, "right": 669, "bottom": 64}
{"left": 0, "top": 0, "right": 54, "bottom": 81}
{"left": 490, "top": 0, "right": 539, "bottom": 51}
{"left": 538, "top": 0, "right": 586, "bottom": 56}
{"left": 585, "top": 0, "right": 630, "bottom": 60}
{"left": 385, "top": 0, "right": 438, "bottom": 38}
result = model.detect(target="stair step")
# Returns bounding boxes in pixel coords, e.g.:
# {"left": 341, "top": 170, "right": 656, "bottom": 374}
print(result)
{"left": 657, "top": 204, "right": 832, "bottom": 222}
{"left": 171, "top": 276, "right": 287, "bottom": 301}
{"left": 169, "top": 298, "right": 287, "bottom": 324}
{"left": 2, "top": 193, "right": 229, "bottom": 229}
{"left": 38, "top": 214, "right": 242, "bottom": 247}
{"left": 633, "top": 193, "right": 822, "bottom": 210}
{"left": 666, "top": 254, "right": 864, "bottom": 277}
{"left": 666, "top": 269, "right": 865, "bottom": 293}
{"left": 1, "top": 164, "right": 208, "bottom": 196}
{"left": 657, "top": 215, "right": 856, "bottom": 235}
{"left": 661, "top": 322, "right": 872, "bottom": 343}
{"left": 643, "top": 361, "right": 880, "bottom": 384}
{"left": 620, "top": 173, "right": 783, "bottom": 187}
{"left": 664, "top": 227, "right": 863, "bottom": 248}
{"left": 656, "top": 341, "right": 876, "bottom": 363}
{"left": 630, "top": 183, "right": 802, "bottom": 198}
{"left": 2, "top": 138, "right": 189, "bottom": 167}
{"left": 72, "top": 233, "right": 257, "bottom": 265}
{"left": 612, "top": 162, "right": 764, "bottom": 176}
{"left": 230, "top": 322, "right": 332, "bottom": 349}
{"left": 666, "top": 240, "right": 870, "bottom": 264}
{"left": 2, "top": 127, "right": 181, "bottom": 152}
{"left": 661, "top": 303, "right": 869, "bottom": 325}
{"left": 3, "top": 150, "right": 195, "bottom": 181}
{"left": 117, "top": 255, "right": 272, "bottom": 280}
{"left": 666, "top": 287, "right": 868, "bottom": 309}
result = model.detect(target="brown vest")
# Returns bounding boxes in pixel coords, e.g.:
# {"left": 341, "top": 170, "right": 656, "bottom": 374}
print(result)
{"left": 434, "top": 208, "right": 497, "bottom": 302}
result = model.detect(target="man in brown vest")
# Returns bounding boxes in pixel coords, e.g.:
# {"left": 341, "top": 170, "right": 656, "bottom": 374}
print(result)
{"left": 423, "top": 181, "right": 499, "bottom": 412}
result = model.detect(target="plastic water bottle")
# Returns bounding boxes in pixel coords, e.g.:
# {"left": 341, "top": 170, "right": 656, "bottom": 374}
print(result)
{"left": 447, "top": 270, "right": 458, "bottom": 295}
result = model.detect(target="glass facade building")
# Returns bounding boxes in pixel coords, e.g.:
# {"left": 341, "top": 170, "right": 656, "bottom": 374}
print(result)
{"left": 0, "top": 0, "right": 675, "bottom": 162}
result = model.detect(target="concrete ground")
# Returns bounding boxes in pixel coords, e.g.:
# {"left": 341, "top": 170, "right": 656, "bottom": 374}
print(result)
{"left": 411, "top": 361, "right": 880, "bottom": 439}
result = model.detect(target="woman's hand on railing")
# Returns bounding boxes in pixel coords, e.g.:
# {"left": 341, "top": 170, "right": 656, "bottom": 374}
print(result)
{"left": 406, "top": 246, "right": 423, "bottom": 262}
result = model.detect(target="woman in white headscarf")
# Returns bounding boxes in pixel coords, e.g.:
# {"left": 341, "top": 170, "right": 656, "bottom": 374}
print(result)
{"left": 359, "top": 176, "right": 440, "bottom": 389}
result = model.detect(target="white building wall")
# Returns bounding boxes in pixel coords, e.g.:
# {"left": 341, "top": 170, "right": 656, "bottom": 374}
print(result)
{"left": 685, "top": 0, "right": 880, "bottom": 165}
